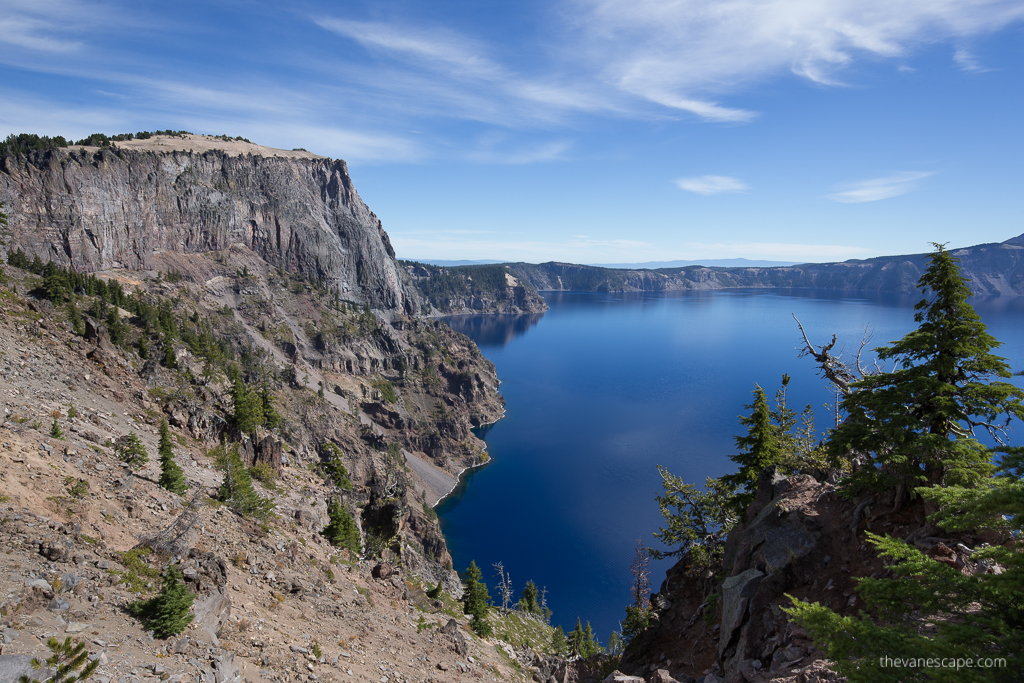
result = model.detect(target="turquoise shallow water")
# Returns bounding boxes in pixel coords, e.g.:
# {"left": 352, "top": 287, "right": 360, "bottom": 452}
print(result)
{"left": 437, "top": 289, "right": 1024, "bottom": 642}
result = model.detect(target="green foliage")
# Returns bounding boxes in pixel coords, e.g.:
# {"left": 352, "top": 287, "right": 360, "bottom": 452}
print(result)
{"left": 1, "top": 133, "right": 70, "bottom": 157}
{"left": 17, "top": 636, "right": 99, "bottom": 683}
{"left": 127, "top": 565, "right": 195, "bottom": 639}
{"left": 567, "top": 618, "right": 601, "bottom": 658}
{"left": 788, "top": 446, "right": 1024, "bottom": 681}
{"left": 321, "top": 498, "right": 360, "bottom": 555}
{"left": 426, "top": 580, "right": 443, "bottom": 599}
{"left": 163, "top": 340, "right": 178, "bottom": 369}
{"left": 248, "top": 462, "right": 277, "bottom": 490}
{"left": 214, "top": 443, "right": 275, "bottom": 519}
{"left": 372, "top": 378, "right": 398, "bottom": 404}
{"left": 64, "top": 477, "right": 89, "bottom": 499}
{"left": 157, "top": 420, "right": 188, "bottom": 495}
{"left": 66, "top": 304, "right": 85, "bottom": 336}
{"left": 518, "top": 580, "right": 541, "bottom": 615}
{"left": 831, "top": 244, "right": 1024, "bottom": 492}
{"left": 66, "top": 404, "right": 77, "bottom": 419}
{"left": 607, "top": 631, "right": 622, "bottom": 657}
{"left": 50, "top": 417, "right": 64, "bottom": 439}
{"left": 232, "top": 376, "right": 264, "bottom": 435}
{"left": 621, "top": 605, "right": 651, "bottom": 648}
{"left": 319, "top": 442, "right": 353, "bottom": 490}
{"left": 111, "top": 548, "right": 160, "bottom": 593}
{"left": 261, "top": 385, "right": 281, "bottom": 429}
{"left": 550, "top": 626, "right": 567, "bottom": 655}
{"left": 462, "top": 561, "right": 493, "bottom": 637}
{"left": 115, "top": 432, "right": 149, "bottom": 469}
{"left": 721, "top": 385, "right": 783, "bottom": 507}
{"left": 650, "top": 466, "right": 738, "bottom": 574}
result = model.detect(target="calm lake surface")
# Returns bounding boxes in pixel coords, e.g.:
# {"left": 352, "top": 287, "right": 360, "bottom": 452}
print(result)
{"left": 437, "top": 289, "right": 1024, "bottom": 642}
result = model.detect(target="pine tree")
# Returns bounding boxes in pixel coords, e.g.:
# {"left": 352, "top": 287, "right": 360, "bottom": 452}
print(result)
{"left": 115, "top": 432, "right": 149, "bottom": 469}
{"left": 721, "top": 385, "right": 783, "bottom": 507}
{"left": 215, "top": 443, "right": 275, "bottom": 519}
{"left": 461, "top": 561, "right": 492, "bottom": 637}
{"left": 831, "top": 244, "right": 1024, "bottom": 492}
{"left": 127, "top": 564, "right": 194, "bottom": 639}
{"left": 607, "top": 631, "right": 622, "bottom": 657}
{"left": 18, "top": 636, "right": 99, "bottom": 683}
{"left": 550, "top": 626, "right": 567, "bottom": 655}
{"left": 788, "top": 450, "right": 1024, "bottom": 681}
{"left": 518, "top": 580, "right": 540, "bottom": 614}
{"left": 232, "top": 376, "right": 264, "bottom": 435}
{"left": 568, "top": 618, "right": 585, "bottom": 657}
{"left": 581, "top": 621, "right": 600, "bottom": 658}
{"left": 321, "top": 497, "right": 360, "bottom": 555}
{"left": 261, "top": 385, "right": 281, "bottom": 429}
{"left": 157, "top": 419, "right": 188, "bottom": 495}
{"left": 163, "top": 339, "right": 178, "bottom": 369}
{"left": 50, "top": 417, "right": 63, "bottom": 439}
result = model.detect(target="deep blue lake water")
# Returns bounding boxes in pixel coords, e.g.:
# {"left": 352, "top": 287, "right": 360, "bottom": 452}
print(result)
{"left": 437, "top": 289, "right": 1024, "bottom": 643}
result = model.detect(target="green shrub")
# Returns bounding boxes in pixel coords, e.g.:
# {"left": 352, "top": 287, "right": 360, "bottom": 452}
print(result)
{"left": 128, "top": 565, "right": 194, "bottom": 638}
{"left": 115, "top": 432, "right": 149, "bottom": 469}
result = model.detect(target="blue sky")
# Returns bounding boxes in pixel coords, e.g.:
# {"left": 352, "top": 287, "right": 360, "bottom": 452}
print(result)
{"left": 1, "top": 0, "right": 1022, "bottom": 264}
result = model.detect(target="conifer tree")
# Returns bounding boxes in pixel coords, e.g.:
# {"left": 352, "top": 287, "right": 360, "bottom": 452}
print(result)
{"left": 215, "top": 443, "right": 275, "bottom": 519}
{"left": 18, "top": 636, "right": 99, "bottom": 683}
{"left": 157, "top": 419, "right": 188, "bottom": 495}
{"left": 232, "top": 376, "right": 263, "bottom": 435}
{"left": 50, "top": 417, "right": 63, "bottom": 439}
{"left": 788, "top": 448, "right": 1024, "bottom": 681}
{"left": 721, "top": 385, "right": 783, "bottom": 507}
{"left": 550, "top": 626, "right": 567, "bottom": 655}
{"left": 831, "top": 244, "right": 1024, "bottom": 492}
{"left": 581, "top": 621, "right": 600, "bottom": 658}
{"left": 321, "top": 497, "right": 360, "bottom": 555}
{"left": 115, "top": 432, "right": 149, "bottom": 469}
{"left": 461, "top": 560, "right": 492, "bottom": 637}
{"left": 163, "top": 339, "right": 178, "bottom": 369}
{"left": 127, "top": 564, "right": 194, "bottom": 638}
{"left": 568, "top": 618, "right": 585, "bottom": 657}
{"left": 261, "top": 384, "right": 281, "bottom": 429}
{"left": 518, "top": 580, "right": 541, "bottom": 614}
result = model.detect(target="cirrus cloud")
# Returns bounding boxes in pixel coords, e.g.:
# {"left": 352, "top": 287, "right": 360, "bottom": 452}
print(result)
{"left": 827, "top": 171, "right": 935, "bottom": 203}
{"left": 675, "top": 175, "right": 749, "bottom": 195}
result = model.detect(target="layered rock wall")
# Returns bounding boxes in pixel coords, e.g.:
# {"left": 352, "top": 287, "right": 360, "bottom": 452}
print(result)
{"left": 0, "top": 146, "right": 419, "bottom": 314}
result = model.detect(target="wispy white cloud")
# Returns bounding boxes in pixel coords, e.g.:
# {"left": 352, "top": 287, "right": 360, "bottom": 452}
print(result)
{"left": 953, "top": 48, "right": 991, "bottom": 72}
{"left": 569, "top": 0, "right": 1024, "bottom": 117}
{"left": 464, "top": 140, "right": 572, "bottom": 165}
{"left": 675, "top": 175, "right": 749, "bottom": 195}
{"left": 827, "top": 171, "right": 935, "bottom": 203}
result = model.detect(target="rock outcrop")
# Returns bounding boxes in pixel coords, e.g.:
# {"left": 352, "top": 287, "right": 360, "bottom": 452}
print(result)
{"left": 0, "top": 143, "right": 418, "bottom": 315}
{"left": 621, "top": 465, "right": 1010, "bottom": 682}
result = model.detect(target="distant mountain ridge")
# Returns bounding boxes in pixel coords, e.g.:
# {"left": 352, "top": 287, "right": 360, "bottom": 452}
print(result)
{"left": 500, "top": 234, "right": 1024, "bottom": 297}
{"left": 592, "top": 257, "right": 801, "bottom": 268}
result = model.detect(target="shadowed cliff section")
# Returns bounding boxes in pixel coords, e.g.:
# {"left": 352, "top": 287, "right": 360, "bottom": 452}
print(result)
{"left": 0, "top": 143, "right": 420, "bottom": 315}
{"left": 503, "top": 237, "right": 1024, "bottom": 297}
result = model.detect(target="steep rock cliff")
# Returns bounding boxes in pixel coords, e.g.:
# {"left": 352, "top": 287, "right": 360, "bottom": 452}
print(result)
{"left": 0, "top": 144, "right": 419, "bottom": 314}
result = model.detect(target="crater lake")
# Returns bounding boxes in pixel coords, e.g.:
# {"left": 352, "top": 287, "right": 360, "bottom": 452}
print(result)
{"left": 437, "top": 289, "right": 1024, "bottom": 642}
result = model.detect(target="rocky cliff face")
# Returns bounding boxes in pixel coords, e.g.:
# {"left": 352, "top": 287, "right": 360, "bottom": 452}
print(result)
{"left": 0, "top": 145, "right": 419, "bottom": 314}
{"left": 508, "top": 237, "right": 1024, "bottom": 297}
{"left": 621, "top": 468, "right": 1004, "bottom": 683}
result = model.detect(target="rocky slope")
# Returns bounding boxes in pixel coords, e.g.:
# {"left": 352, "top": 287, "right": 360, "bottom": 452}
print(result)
{"left": 618, "top": 468, "right": 1007, "bottom": 683}
{"left": 0, "top": 249, "right": 567, "bottom": 683}
{"left": 504, "top": 236, "right": 1024, "bottom": 297}
{"left": 400, "top": 262, "right": 548, "bottom": 316}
